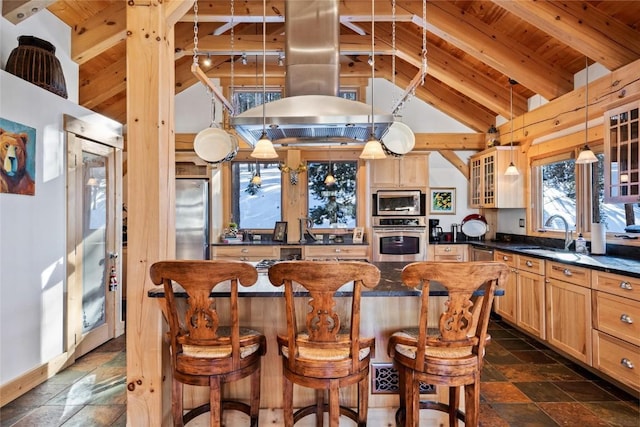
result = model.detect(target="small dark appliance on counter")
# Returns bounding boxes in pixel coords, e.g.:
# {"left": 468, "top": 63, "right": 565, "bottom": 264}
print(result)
{"left": 429, "top": 219, "right": 443, "bottom": 242}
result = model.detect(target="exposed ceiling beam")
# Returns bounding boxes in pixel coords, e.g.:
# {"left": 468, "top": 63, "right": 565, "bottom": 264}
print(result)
{"left": 414, "top": 133, "right": 484, "bottom": 151}
{"left": 80, "top": 57, "right": 126, "bottom": 109}
{"left": 71, "top": 1, "right": 127, "bottom": 64}
{"left": 498, "top": 58, "right": 640, "bottom": 144}
{"left": 386, "top": 57, "right": 494, "bottom": 132}
{"left": 165, "top": 0, "right": 195, "bottom": 26}
{"left": 398, "top": 1, "right": 574, "bottom": 100}
{"left": 376, "top": 23, "right": 527, "bottom": 118}
{"left": 438, "top": 150, "right": 470, "bottom": 180}
{"left": 492, "top": 0, "right": 640, "bottom": 71}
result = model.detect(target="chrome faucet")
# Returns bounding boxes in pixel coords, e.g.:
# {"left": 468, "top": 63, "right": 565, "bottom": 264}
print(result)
{"left": 544, "top": 214, "right": 572, "bottom": 251}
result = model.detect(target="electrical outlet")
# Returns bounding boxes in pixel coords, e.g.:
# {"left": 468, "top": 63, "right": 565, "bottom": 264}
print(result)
{"left": 519, "top": 218, "right": 525, "bottom": 228}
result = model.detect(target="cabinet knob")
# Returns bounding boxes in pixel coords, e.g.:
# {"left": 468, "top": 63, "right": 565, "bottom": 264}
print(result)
{"left": 562, "top": 268, "right": 572, "bottom": 277}
{"left": 445, "top": 247, "right": 452, "bottom": 252}
{"left": 619, "top": 281, "right": 633, "bottom": 290}
{"left": 526, "top": 260, "right": 533, "bottom": 267}
{"left": 503, "top": 256, "right": 508, "bottom": 261}
{"left": 620, "top": 314, "right": 634, "bottom": 324}
{"left": 335, "top": 248, "right": 341, "bottom": 253}
{"left": 620, "top": 358, "right": 635, "bottom": 369}
{"left": 241, "top": 248, "right": 249, "bottom": 253}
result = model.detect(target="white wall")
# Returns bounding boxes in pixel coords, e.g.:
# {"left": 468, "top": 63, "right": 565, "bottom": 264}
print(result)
{"left": 0, "top": 12, "right": 120, "bottom": 386}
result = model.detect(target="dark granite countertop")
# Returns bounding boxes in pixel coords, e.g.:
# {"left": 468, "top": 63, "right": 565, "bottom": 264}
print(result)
{"left": 468, "top": 241, "right": 640, "bottom": 278}
{"left": 147, "top": 261, "right": 502, "bottom": 298}
{"left": 211, "top": 237, "right": 368, "bottom": 246}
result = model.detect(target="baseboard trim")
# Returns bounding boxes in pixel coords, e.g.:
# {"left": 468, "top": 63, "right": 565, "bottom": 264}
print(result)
{"left": 0, "top": 351, "right": 72, "bottom": 406}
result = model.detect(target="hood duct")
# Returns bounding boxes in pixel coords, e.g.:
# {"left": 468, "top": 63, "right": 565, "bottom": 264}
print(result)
{"left": 231, "top": 0, "right": 393, "bottom": 147}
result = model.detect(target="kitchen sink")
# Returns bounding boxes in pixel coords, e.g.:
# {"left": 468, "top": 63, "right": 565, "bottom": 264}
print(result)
{"left": 519, "top": 248, "right": 584, "bottom": 261}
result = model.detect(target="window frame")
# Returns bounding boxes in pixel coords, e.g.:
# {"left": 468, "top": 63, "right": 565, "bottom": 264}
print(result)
{"left": 530, "top": 144, "right": 603, "bottom": 238}
{"left": 305, "top": 159, "right": 359, "bottom": 230}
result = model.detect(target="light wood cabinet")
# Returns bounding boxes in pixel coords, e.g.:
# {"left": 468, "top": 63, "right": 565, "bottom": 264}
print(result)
{"left": 210, "top": 245, "right": 279, "bottom": 261}
{"left": 545, "top": 261, "right": 592, "bottom": 365}
{"left": 592, "top": 270, "right": 640, "bottom": 390}
{"left": 468, "top": 147, "right": 524, "bottom": 208}
{"left": 303, "top": 245, "right": 369, "bottom": 260}
{"left": 428, "top": 244, "right": 467, "bottom": 262}
{"left": 493, "top": 251, "right": 517, "bottom": 323}
{"left": 604, "top": 99, "right": 640, "bottom": 203}
{"left": 515, "top": 255, "right": 546, "bottom": 339}
{"left": 369, "top": 155, "right": 428, "bottom": 189}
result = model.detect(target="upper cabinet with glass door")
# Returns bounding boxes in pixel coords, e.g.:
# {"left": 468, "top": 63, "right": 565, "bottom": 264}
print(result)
{"left": 604, "top": 99, "right": 640, "bottom": 203}
{"left": 469, "top": 146, "right": 525, "bottom": 208}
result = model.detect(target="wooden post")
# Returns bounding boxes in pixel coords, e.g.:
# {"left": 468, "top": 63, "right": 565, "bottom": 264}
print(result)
{"left": 125, "top": 1, "right": 194, "bottom": 425}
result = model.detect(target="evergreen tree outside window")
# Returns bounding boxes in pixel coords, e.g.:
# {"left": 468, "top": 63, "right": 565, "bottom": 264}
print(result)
{"left": 307, "top": 161, "right": 357, "bottom": 228}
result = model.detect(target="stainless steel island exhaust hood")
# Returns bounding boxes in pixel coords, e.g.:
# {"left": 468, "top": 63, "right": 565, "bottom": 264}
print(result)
{"left": 231, "top": 0, "right": 393, "bottom": 147}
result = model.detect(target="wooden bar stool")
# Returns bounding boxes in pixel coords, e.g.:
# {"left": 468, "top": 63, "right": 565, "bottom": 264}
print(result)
{"left": 150, "top": 260, "right": 267, "bottom": 427}
{"left": 387, "top": 261, "right": 508, "bottom": 427}
{"left": 268, "top": 260, "right": 381, "bottom": 427}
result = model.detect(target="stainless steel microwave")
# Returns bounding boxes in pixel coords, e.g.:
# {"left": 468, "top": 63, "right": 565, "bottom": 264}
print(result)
{"left": 372, "top": 190, "right": 425, "bottom": 216}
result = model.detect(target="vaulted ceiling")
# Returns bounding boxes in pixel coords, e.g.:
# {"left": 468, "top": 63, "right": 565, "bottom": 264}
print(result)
{"left": 5, "top": 0, "right": 640, "bottom": 140}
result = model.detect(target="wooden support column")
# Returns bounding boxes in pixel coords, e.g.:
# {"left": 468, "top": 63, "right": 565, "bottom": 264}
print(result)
{"left": 126, "top": 1, "right": 193, "bottom": 425}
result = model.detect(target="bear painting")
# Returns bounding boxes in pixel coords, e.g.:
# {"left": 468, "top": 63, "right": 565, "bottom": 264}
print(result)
{"left": 0, "top": 119, "right": 36, "bottom": 196}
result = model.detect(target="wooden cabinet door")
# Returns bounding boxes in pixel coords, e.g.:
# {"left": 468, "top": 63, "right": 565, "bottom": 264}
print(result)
{"left": 370, "top": 158, "right": 400, "bottom": 188}
{"left": 370, "top": 155, "right": 428, "bottom": 189}
{"left": 494, "top": 251, "right": 516, "bottom": 323}
{"left": 468, "top": 147, "right": 524, "bottom": 208}
{"left": 400, "top": 156, "right": 428, "bottom": 188}
{"left": 517, "top": 270, "right": 545, "bottom": 339}
{"left": 604, "top": 99, "right": 640, "bottom": 203}
{"left": 545, "top": 277, "right": 592, "bottom": 365}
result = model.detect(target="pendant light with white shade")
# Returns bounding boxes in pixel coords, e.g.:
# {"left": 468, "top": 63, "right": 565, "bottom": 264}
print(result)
{"left": 504, "top": 79, "right": 520, "bottom": 176}
{"left": 359, "top": 0, "right": 386, "bottom": 160}
{"left": 576, "top": 57, "right": 597, "bottom": 164}
{"left": 251, "top": 0, "right": 278, "bottom": 159}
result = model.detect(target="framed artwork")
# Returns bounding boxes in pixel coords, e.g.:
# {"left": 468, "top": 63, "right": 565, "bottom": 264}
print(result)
{"left": 272, "top": 221, "right": 288, "bottom": 242}
{"left": 352, "top": 227, "right": 364, "bottom": 244}
{"left": 0, "top": 118, "right": 36, "bottom": 196}
{"left": 430, "top": 188, "right": 456, "bottom": 215}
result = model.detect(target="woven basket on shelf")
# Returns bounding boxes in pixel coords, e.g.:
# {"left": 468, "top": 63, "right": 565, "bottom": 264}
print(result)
{"left": 5, "top": 35, "right": 68, "bottom": 99}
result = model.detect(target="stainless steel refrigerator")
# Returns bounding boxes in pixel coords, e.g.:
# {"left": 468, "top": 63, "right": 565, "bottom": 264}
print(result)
{"left": 175, "top": 178, "right": 210, "bottom": 260}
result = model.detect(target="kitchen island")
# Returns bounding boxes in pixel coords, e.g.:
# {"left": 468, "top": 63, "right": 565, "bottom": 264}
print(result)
{"left": 148, "top": 260, "right": 502, "bottom": 421}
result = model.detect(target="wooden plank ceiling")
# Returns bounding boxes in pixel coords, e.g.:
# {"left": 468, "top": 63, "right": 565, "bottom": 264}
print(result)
{"left": 6, "top": 0, "right": 640, "bottom": 147}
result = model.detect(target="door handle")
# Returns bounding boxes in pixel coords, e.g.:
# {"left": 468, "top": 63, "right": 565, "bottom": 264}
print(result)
{"left": 109, "top": 252, "right": 119, "bottom": 259}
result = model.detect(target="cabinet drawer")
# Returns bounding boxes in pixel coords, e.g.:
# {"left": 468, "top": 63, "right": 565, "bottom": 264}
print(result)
{"left": 211, "top": 245, "right": 279, "bottom": 260}
{"left": 516, "top": 255, "right": 545, "bottom": 275}
{"left": 593, "top": 271, "right": 640, "bottom": 302}
{"left": 595, "top": 291, "right": 640, "bottom": 346}
{"left": 304, "top": 245, "right": 368, "bottom": 260}
{"left": 433, "top": 245, "right": 467, "bottom": 262}
{"left": 494, "top": 251, "right": 516, "bottom": 267}
{"left": 592, "top": 330, "right": 640, "bottom": 391}
{"left": 546, "top": 261, "right": 591, "bottom": 287}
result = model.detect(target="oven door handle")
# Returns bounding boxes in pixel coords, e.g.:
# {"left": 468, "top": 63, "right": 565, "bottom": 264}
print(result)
{"left": 373, "top": 228, "right": 426, "bottom": 233}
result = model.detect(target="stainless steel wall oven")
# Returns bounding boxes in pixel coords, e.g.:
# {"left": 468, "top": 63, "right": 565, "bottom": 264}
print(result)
{"left": 372, "top": 217, "right": 427, "bottom": 262}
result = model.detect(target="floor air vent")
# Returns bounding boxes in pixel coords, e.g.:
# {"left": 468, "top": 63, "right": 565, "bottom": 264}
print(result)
{"left": 371, "top": 363, "right": 436, "bottom": 394}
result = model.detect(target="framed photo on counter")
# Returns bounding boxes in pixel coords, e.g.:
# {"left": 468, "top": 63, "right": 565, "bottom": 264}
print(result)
{"left": 273, "top": 221, "right": 287, "bottom": 242}
{"left": 352, "top": 227, "right": 364, "bottom": 244}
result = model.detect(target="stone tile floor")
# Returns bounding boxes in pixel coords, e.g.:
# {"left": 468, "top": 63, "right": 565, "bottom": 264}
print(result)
{"left": 1, "top": 319, "right": 638, "bottom": 426}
